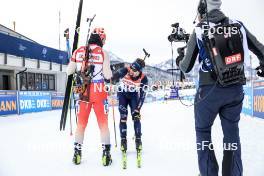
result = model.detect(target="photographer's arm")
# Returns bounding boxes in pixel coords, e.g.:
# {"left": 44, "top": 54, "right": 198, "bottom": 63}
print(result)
{"left": 242, "top": 24, "right": 264, "bottom": 65}
{"left": 179, "top": 31, "right": 199, "bottom": 73}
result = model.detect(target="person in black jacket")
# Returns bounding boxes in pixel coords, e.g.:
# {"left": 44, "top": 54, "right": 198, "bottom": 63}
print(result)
{"left": 176, "top": 0, "right": 264, "bottom": 175}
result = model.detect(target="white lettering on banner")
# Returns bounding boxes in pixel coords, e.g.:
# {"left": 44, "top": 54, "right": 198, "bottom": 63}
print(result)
{"left": 20, "top": 100, "right": 34, "bottom": 110}
{"left": 37, "top": 100, "right": 49, "bottom": 108}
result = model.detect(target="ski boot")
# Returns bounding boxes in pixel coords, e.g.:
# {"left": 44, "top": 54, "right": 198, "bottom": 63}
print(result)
{"left": 102, "top": 144, "right": 112, "bottom": 166}
{"left": 121, "top": 138, "right": 127, "bottom": 151}
{"left": 121, "top": 138, "right": 127, "bottom": 169}
{"left": 72, "top": 142, "right": 82, "bottom": 165}
{"left": 135, "top": 138, "right": 142, "bottom": 168}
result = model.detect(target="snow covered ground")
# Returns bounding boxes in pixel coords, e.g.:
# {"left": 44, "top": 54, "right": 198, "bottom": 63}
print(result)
{"left": 0, "top": 100, "right": 263, "bottom": 176}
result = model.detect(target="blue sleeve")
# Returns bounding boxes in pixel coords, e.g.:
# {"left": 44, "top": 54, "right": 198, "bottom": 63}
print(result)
{"left": 136, "top": 76, "right": 148, "bottom": 110}
{"left": 112, "top": 67, "right": 128, "bottom": 81}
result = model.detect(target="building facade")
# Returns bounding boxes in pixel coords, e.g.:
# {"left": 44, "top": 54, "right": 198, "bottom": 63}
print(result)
{"left": 0, "top": 24, "right": 68, "bottom": 93}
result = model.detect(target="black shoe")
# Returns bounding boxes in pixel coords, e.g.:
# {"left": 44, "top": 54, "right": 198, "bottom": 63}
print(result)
{"left": 121, "top": 138, "right": 127, "bottom": 151}
{"left": 72, "top": 142, "right": 82, "bottom": 165}
{"left": 135, "top": 138, "right": 142, "bottom": 151}
{"left": 102, "top": 144, "right": 112, "bottom": 166}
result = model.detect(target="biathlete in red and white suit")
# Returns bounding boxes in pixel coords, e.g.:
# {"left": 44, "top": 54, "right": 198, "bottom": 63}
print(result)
{"left": 66, "top": 28, "right": 113, "bottom": 166}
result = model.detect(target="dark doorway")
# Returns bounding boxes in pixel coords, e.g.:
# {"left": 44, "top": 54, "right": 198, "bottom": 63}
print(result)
{"left": 2, "top": 75, "right": 10, "bottom": 90}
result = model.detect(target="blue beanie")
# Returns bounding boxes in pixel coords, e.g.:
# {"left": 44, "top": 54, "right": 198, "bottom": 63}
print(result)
{"left": 131, "top": 58, "right": 145, "bottom": 72}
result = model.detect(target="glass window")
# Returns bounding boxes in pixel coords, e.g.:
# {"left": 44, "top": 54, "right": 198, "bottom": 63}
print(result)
{"left": 20, "top": 72, "right": 27, "bottom": 90}
{"left": 27, "top": 73, "right": 35, "bottom": 91}
{"left": 42, "top": 74, "right": 49, "bottom": 91}
{"left": 35, "top": 73, "right": 42, "bottom": 90}
{"left": 48, "top": 75, "right": 55, "bottom": 90}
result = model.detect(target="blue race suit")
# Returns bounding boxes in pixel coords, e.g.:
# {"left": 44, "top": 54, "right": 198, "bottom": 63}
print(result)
{"left": 113, "top": 66, "right": 148, "bottom": 139}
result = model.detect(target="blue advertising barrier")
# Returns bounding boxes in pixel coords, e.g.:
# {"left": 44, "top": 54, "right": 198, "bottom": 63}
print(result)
{"left": 0, "top": 32, "right": 69, "bottom": 65}
{"left": 242, "top": 86, "right": 253, "bottom": 116}
{"left": 0, "top": 82, "right": 262, "bottom": 118}
{"left": 51, "top": 92, "right": 64, "bottom": 110}
{"left": 0, "top": 91, "right": 18, "bottom": 115}
{"left": 253, "top": 80, "right": 264, "bottom": 119}
{"left": 18, "top": 91, "right": 52, "bottom": 114}
{"left": 169, "top": 87, "right": 179, "bottom": 99}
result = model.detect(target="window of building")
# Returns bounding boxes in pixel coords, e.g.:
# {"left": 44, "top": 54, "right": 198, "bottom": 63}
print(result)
{"left": 27, "top": 73, "right": 35, "bottom": 91}
{"left": 48, "top": 75, "right": 55, "bottom": 90}
{"left": 18, "top": 73, "right": 56, "bottom": 91}
{"left": 20, "top": 72, "right": 27, "bottom": 90}
{"left": 35, "top": 73, "right": 42, "bottom": 90}
{"left": 42, "top": 74, "right": 49, "bottom": 91}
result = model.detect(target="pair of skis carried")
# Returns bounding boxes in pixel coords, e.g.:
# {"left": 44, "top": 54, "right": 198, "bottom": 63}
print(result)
{"left": 59, "top": 0, "right": 83, "bottom": 132}
{"left": 59, "top": 0, "right": 96, "bottom": 131}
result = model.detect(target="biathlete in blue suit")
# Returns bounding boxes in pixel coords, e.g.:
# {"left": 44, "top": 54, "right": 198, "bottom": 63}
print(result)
{"left": 112, "top": 58, "right": 148, "bottom": 152}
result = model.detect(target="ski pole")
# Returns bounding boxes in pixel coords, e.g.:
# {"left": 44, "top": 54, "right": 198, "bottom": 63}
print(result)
{"left": 110, "top": 82, "right": 117, "bottom": 148}
{"left": 69, "top": 94, "right": 73, "bottom": 136}
{"left": 112, "top": 99, "right": 117, "bottom": 148}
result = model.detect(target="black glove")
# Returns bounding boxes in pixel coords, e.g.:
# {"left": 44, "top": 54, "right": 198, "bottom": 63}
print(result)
{"left": 104, "top": 79, "right": 110, "bottom": 83}
{"left": 176, "top": 47, "right": 185, "bottom": 67}
{"left": 256, "top": 65, "right": 264, "bottom": 77}
{"left": 177, "top": 47, "right": 185, "bottom": 57}
{"left": 176, "top": 55, "right": 184, "bottom": 67}
{"left": 110, "top": 71, "right": 120, "bottom": 84}
{"left": 132, "top": 110, "right": 141, "bottom": 120}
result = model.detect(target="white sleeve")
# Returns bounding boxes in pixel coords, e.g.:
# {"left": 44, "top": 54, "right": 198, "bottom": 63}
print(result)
{"left": 66, "top": 61, "right": 77, "bottom": 75}
{"left": 102, "top": 50, "right": 113, "bottom": 79}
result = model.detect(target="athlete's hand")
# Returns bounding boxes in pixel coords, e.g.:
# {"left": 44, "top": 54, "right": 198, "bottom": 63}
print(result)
{"left": 177, "top": 47, "right": 185, "bottom": 57}
{"left": 132, "top": 110, "right": 141, "bottom": 120}
{"left": 176, "top": 47, "right": 185, "bottom": 67}
{"left": 176, "top": 55, "right": 184, "bottom": 67}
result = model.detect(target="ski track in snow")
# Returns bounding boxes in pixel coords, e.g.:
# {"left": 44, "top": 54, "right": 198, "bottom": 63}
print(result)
{"left": 0, "top": 101, "right": 263, "bottom": 176}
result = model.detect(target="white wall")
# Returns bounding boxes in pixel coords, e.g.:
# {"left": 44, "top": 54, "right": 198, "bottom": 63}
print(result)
{"left": 56, "top": 72, "right": 67, "bottom": 93}
{"left": 0, "top": 53, "right": 4, "bottom": 64}
{"left": 39, "top": 61, "right": 50, "bottom": 70}
{"left": 25, "top": 58, "right": 37, "bottom": 69}
{"left": 52, "top": 63, "right": 60, "bottom": 72}
{"left": 7, "top": 55, "right": 23, "bottom": 67}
